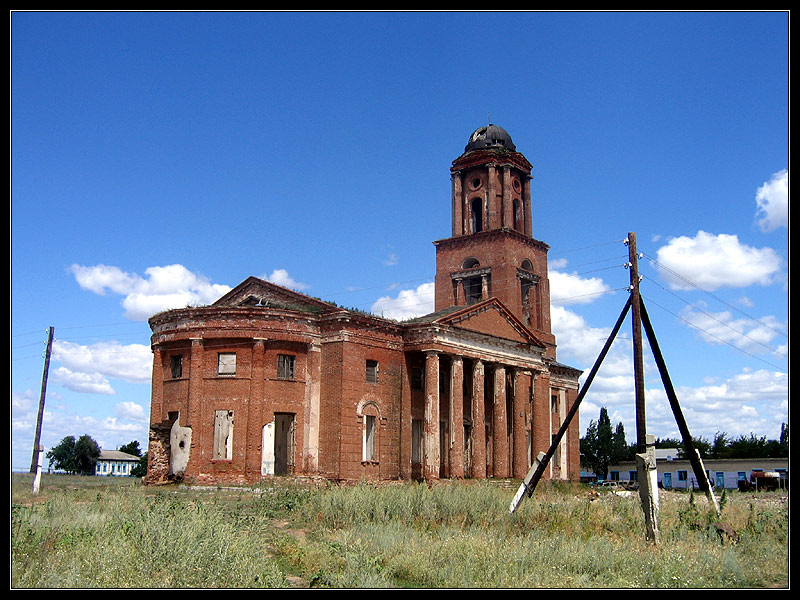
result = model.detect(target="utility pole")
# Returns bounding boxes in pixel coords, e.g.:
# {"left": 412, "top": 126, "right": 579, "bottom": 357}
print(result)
{"left": 30, "top": 326, "right": 54, "bottom": 475}
{"left": 627, "top": 234, "right": 660, "bottom": 543}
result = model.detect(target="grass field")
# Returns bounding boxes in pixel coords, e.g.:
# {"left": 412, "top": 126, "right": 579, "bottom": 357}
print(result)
{"left": 11, "top": 473, "right": 789, "bottom": 588}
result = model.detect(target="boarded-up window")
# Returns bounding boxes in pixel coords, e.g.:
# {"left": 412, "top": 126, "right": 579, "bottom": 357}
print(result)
{"left": 363, "top": 414, "right": 376, "bottom": 462}
{"left": 411, "top": 419, "right": 423, "bottom": 465}
{"left": 277, "top": 354, "right": 295, "bottom": 380}
{"left": 170, "top": 355, "right": 183, "bottom": 379}
{"left": 213, "top": 410, "right": 234, "bottom": 460}
{"left": 218, "top": 353, "right": 236, "bottom": 376}
{"left": 366, "top": 360, "right": 379, "bottom": 383}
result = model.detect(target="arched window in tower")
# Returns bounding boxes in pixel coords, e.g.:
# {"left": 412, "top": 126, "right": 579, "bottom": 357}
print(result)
{"left": 462, "top": 257, "right": 480, "bottom": 270}
{"left": 470, "top": 197, "right": 483, "bottom": 233}
{"left": 513, "top": 199, "right": 522, "bottom": 232}
{"left": 520, "top": 260, "right": 535, "bottom": 327}
{"left": 461, "top": 257, "right": 484, "bottom": 305}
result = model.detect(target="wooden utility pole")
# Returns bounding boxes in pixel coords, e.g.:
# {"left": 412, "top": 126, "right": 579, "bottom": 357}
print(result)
{"left": 627, "top": 233, "right": 647, "bottom": 452}
{"left": 511, "top": 233, "right": 716, "bottom": 539}
{"left": 30, "top": 326, "right": 54, "bottom": 474}
{"left": 627, "top": 233, "right": 660, "bottom": 543}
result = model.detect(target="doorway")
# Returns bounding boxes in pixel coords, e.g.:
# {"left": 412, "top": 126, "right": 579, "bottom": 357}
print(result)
{"left": 274, "top": 413, "right": 296, "bottom": 475}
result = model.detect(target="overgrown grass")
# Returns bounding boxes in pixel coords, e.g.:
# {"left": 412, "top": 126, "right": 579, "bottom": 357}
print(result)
{"left": 11, "top": 474, "right": 788, "bottom": 588}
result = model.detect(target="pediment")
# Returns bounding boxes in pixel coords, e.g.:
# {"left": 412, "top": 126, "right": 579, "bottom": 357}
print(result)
{"left": 213, "top": 276, "right": 335, "bottom": 314}
{"left": 432, "top": 298, "right": 545, "bottom": 347}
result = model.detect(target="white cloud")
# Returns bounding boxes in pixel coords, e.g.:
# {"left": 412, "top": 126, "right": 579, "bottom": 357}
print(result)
{"left": 51, "top": 339, "right": 152, "bottom": 394}
{"left": 654, "top": 231, "right": 783, "bottom": 291}
{"left": 755, "top": 169, "right": 788, "bottom": 232}
{"left": 549, "top": 268, "right": 613, "bottom": 306}
{"left": 578, "top": 367, "right": 788, "bottom": 443}
{"left": 52, "top": 366, "right": 116, "bottom": 395}
{"left": 371, "top": 282, "right": 435, "bottom": 320}
{"left": 646, "top": 369, "right": 788, "bottom": 440}
{"left": 679, "top": 304, "right": 787, "bottom": 355}
{"left": 70, "top": 263, "right": 232, "bottom": 321}
{"left": 115, "top": 401, "right": 148, "bottom": 423}
{"left": 266, "top": 268, "right": 309, "bottom": 291}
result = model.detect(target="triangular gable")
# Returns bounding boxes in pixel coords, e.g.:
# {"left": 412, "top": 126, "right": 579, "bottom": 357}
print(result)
{"left": 213, "top": 276, "right": 336, "bottom": 314}
{"left": 432, "top": 298, "right": 545, "bottom": 347}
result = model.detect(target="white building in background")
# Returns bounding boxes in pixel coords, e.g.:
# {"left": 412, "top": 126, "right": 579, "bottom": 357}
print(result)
{"left": 605, "top": 451, "right": 788, "bottom": 490}
{"left": 95, "top": 450, "right": 140, "bottom": 477}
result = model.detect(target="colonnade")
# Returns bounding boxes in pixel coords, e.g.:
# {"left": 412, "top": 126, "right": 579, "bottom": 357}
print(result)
{"left": 419, "top": 350, "right": 554, "bottom": 481}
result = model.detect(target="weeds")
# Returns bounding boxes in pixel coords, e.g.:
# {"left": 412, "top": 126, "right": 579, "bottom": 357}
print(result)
{"left": 12, "top": 474, "right": 788, "bottom": 588}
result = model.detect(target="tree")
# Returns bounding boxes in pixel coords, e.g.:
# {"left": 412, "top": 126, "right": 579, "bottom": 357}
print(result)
{"left": 611, "top": 422, "right": 633, "bottom": 463}
{"left": 131, "top": 451, "right": 148, "bottom": 478}
{"left": 46, "top": 434, "right": 101, "bottom": 475}
{"left": 581, "top": 407, "right": 615, "bottom": 480}
{"left": 711, "top": 432, "right": 731, "bottom": 459}
{"left": 118, "top": 440, "right": 142, "bottom": 457}
{"left": 46, "top": 435, "right": 79, "bottom": 473}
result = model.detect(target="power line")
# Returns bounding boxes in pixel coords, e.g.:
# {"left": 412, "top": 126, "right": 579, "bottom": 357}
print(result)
{"left": 641, "top": 274, "right": 787, "bottom": 357}
{"left": 641, "top": 252, "right": 787, "bottom": 340}
{"left": 640, "top": 293, "right": 787, "bottom": 373}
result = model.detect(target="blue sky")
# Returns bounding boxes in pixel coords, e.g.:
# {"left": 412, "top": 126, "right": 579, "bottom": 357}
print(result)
{"left": 11, "top": 11, "right": 788, "bottom": 470}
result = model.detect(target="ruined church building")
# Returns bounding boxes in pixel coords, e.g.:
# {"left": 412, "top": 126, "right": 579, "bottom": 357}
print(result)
{"left": 145, "top": 124, "right": 583, "bottom": 485}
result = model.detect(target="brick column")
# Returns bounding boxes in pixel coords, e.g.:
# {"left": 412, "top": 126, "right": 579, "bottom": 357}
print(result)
{"left": 512, "top": 370, "right": 530, "bottom": 478}
{"left": 492, "top": 365, "right": 509, "bottom": 478}
{"left": 303, "top": 341, "right": 321, "bottom": 473}
{"left": 532, "top": 370, "right": 551, "bottom": 479}
{"left": 487, "top": 164, "right": 497, "bottom": 229}
{"left": 186, "top": 338, "right": 203, "bottom": 473}
{"left": 187, "top": 338, "right": 203, "bottom": 430}
{"left": 150, "top": 345, "right": 163, "bottom": 424}
{"left": 502, "top": 166, "right": 512, "bottom": 228}
{"left": 449, "top": 356, "right": 464, "bottom": 478}
{"left": 452, "top": 171, "right": 463, "bottom": 236}
{"left": 524, "top": 176, "right": 532, "bottom": 237}
{"left": 471, "top": 360, "right": 486, "bottom": 479}
{"left": 400, "top": 359, "right": 413, "bottom": 480}
{"left": 424, "top": 351, "right": 440, "bottom": 481}
{"left": 247, "top": 339, "right": 267, "bottom": 476}
{"left": 454, "top": 277, "right": 463, "bottom": 306}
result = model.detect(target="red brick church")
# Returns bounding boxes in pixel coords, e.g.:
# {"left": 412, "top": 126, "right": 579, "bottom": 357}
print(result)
{"left": 144, "top": 124, "right": 582, "bottom": 485}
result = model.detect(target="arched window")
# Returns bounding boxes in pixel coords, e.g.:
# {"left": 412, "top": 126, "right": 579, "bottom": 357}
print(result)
{"left": 462, "top": 257, "right": 480, "bottom": 270}
{"left": 358, "top": 398, "right": 381, "bottom": 463}
{"left": 470, "top": 198, "right": 483, "bottom": 233}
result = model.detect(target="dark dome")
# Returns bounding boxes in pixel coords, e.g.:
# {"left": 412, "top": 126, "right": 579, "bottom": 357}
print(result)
{"left": 465, "top": 124, "right": 516, "bottom": 152}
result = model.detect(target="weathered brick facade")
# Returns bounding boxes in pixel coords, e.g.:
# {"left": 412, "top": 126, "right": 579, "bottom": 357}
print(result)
{"left": 144, "top": 125, "right": 582, "bottom": 486}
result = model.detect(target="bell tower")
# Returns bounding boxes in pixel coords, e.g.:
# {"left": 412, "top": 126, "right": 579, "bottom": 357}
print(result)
{"left": 433, "top": 124, "right": 556, "bottom": 354}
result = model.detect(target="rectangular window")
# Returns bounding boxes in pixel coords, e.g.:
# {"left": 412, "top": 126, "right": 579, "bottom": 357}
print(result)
{"left": 551, "top": 393, "right": 559, "bottom": 413}
{"left": 366, "top": 360, "right": 379, "bottom": 383}
{"left": 678, "top": 470, "right": 688, "bottom": 481}
{"left": 213, "top": 410, "right": 234, "bottom": 460}
{"left": 610, "top": 471, "right": 620, "bottom": 481}
{"left": 411, "top": 419, "right": 423, "bottom": 464}
{"left": 170, "top": 355, "right": 183, "bottom": 379}
{"left": 277, "top": 354, "right": 296, "bottom": 380}
{"left": 217, "top": 352, "right": 236, "bottom": 376}
{"left": 363, "top": 415, "right": 376, "bottom": 461}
